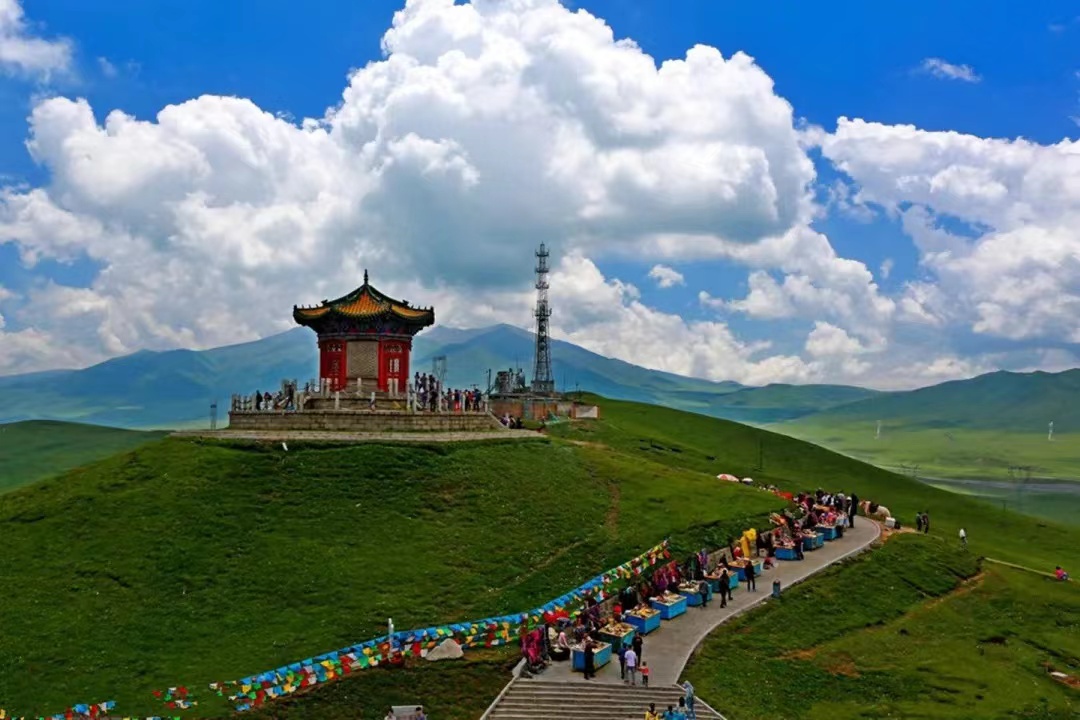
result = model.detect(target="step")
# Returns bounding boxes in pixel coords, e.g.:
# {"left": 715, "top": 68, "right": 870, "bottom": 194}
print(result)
{"left": 489, "top": 681, "right": 723, "bottom": 719}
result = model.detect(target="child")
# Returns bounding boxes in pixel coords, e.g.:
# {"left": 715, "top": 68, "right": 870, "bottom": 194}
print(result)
{"left": 640, "top": 660, "right": 650, "bottom": 687}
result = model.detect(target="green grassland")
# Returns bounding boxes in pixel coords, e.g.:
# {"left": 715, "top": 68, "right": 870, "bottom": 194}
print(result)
{"left": 0, "top": 434, "right": 783, "bottom": 717}
{"left": 5, "top": 396, "right": 1080, "bottom": 718}
{"left": 684, "top": 534, "right": 1080, "bottom": 719}
{"left": 781, "top": 420, "right": 1080, "bottom": 481}
{"left": 0, "top": 420, "right": 166, "bottom": 493}
{"left": 549, "top": 397, "right": 1080, "bottom": 570}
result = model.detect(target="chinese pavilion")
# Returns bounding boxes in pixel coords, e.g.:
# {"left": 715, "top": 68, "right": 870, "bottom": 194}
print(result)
{"left": 293, "top": 271, "right": 434, "bottom": 394}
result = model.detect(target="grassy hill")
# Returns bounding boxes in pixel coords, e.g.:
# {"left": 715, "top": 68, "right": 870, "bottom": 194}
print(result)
{"left": 3, "top": 396, "right": 1079, "bottom": 718}
{"left": 787, "top": 368, "right": 1080, "bottom": 432}
{"left": 0, "top": 431, "right": 783, "bottom": 717}
{"left": 0, "top": 421, "right": 166, "bottom": 493}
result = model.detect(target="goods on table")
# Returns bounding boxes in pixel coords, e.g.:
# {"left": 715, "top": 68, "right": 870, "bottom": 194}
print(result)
{"left": 599, "top": 621, "right": 635, "bottom": 638}
{"left": 627, "top": 606, "right": 659, "bottom": 619}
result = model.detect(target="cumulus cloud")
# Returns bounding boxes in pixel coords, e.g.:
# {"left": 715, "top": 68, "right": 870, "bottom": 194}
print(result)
{"left": 919, "top": 57, "right": 981, "bottom": 83}
{"left": 0, "top": 0, "right": 71, "bottom": 77}
{"left": 647, "top": 264, "right": 684, "bottom": 288}
{"left": 823, "top": 117, "right": 1080, "bottom": 346}
{"left": 0, "top": 0, "right": 823, "bottom": 378}
{"left": 0, "top": 0, "right": 1072, "bottom": 391}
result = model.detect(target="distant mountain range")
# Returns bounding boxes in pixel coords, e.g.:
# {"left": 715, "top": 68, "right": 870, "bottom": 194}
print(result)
{"left": 0, "top": 323, "right": 1076, "bottom": 434}
{"left": 783, "top": 368, "right": 1080, "bottom": 432}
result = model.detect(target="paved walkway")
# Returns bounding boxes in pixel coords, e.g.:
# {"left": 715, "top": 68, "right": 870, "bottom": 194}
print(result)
{"left": 536, "top": 518, "right": 881, "bottom": 686}
{"left": 170, "top": 429, "right": 541, "bottom": 443}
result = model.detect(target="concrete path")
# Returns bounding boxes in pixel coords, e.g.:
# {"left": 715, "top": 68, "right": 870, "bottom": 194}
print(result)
{"left": 536, "top": 518, "right": 881, "bottom": 687}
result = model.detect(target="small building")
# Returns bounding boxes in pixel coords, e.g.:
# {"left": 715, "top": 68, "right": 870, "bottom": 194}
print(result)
{"left": 293, "top": 271, "right": 434, "bottom": 395}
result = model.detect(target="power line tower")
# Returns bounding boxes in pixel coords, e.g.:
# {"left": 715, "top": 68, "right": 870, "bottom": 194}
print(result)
{"left": 531, "top": 243, "right": 555, "bottom": 394}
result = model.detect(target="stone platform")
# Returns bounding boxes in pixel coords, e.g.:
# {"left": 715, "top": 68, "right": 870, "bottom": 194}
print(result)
{"left": 171, "top": 428, "right": 540, "bottom": 443}
{"left": 227, "top": 409, "right": 505, "bottom": 433}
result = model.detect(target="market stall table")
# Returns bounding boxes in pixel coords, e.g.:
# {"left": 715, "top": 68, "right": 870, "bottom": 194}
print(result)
{"left": 802, "top": 532, "right": 825, "bottom": 551}
{"left": 624, "top": 606, "right": 661, "bottom": 635}
{"left": 571, "top": 642, "right": 612, "bottom": 673}
{"left": 731, "top": 558, "right": 764, "bottom": 581}
{"left": 775, "top": 544, "right": 799, "bottom": 561}
{"left": 817, "top": 524, "right": 839, "bottom": 541}
{"left": 649, "top": 592, "right": 688, "bottom": 620}
{"left": 704, "top": 570, "right": 740, "bottom": 592}
{"left": 597, "top": 621, "right": 636, "bottom": 651}
{"left": 677, "top": 581, "right": 710, "bottom": 607}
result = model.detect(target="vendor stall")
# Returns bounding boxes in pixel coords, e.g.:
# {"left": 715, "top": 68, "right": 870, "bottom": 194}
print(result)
{"left": 649, "top": 592, "right": 688, "bottom": 620}
{"left": 597, "top": 621, "right": 636, "bottom": 651}
{"left": 775, "top": 544, "right": 799, "bottom": 561}
{"left": 802, "top": 532, "right": 825, "bottom": 551}
{"left": 817, "top": 524, "right": 839, "bottom": 541}
{"left": 677, "top": 581, "right": 710, "bottom": 607}
{"left": 730, "top": 558, "right": 763, "bottom": 581}
{"left": 624, "top": 606, "right": 661, "bottom": 635}
{"left": 704, "top": 570, "right": 740, "bottom": 592}
{"left": 571, "top": 642, "right": 612, "bottom": 673}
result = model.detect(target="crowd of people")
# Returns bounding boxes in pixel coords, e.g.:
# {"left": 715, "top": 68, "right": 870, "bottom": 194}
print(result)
{"left": 411, "top": 373, "right": 485, "bottom": 413}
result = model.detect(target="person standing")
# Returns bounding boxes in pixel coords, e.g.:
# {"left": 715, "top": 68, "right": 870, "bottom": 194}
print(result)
{"left": 698, "top": 578, "right": 710, "bottom": 608}
{"left": 632, "top": 632, "right": 643, "bottom": 665}
{"left": 718, "top": 568, "right": 729, "bottom": 607}
{"left": 745, "top": 563, "right": 756, "bottom": 592}
{"left": 583, "top": 640, "right": 595, "bottom": 680}
{"left": 923, "top": 512, "right": 931, "bottom": 534}
{"left": 849, "top": 493, "right": 859, "bottom": 527}
{"left": 625, "top": 645, "right": 639, "bottom": 685}
{"left": 959, "top": 527, "right": 967, "bottom": 548}
{"left": 617, "top": 643, "right": 627, "bottom": 680}
{"left": 915, "top": 513, "right": 924, "bottom": 532}
{"left": 683, "top": 680, "right": 697, "bottom": 720}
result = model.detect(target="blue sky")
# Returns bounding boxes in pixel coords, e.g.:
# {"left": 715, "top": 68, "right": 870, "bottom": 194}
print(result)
{"left": 1, "top": 0, "right": 1079, "bottom": 386}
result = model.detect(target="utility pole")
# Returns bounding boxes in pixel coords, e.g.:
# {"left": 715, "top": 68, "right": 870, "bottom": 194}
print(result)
{"left": 1048, "top": 421, "right": 1054, "bottom": 442}
{"left": 531, "top": 244, "right": 555, "bottom": 395}
{"left": 875, "top": 420, "right": 881, "bottom": 440}
{"left": 210, "top": 401, "right": 218, "bottom": 431}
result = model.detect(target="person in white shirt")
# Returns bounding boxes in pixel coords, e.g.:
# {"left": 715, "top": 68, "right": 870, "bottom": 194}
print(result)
{"left": 959, "top": 528, "right": 967, "bottom": 548}
{"left": 624, "top": 646, "right": 639, "bottom": 685}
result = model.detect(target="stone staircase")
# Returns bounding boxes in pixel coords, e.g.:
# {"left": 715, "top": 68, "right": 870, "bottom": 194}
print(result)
{"left": 485, "top": 678, "right": 725, "bottom": 720}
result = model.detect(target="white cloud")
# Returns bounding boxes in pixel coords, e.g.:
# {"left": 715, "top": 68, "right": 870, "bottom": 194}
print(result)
{"left": 0, "top": 0, "right": 821, "bottom": 378}
{"left": 0, "top": 0, "right": 1073, "bottom": 391}
{"left": 97, "top": 56, "right": 117, "bottom": 78}
{"left": 919, "top": 57, "right": 981, "bottom": 83}
{"left": 823, "top": 117, "right": 1080, "bottom": 346}
{"left": 879, "top": 258, "right": 893, "bottom": 280}
{"left": 647, "top": 264, "right": 684, "bottom": 288}
{"left": 0, "top": 0, "right": 71, "bottom": 77}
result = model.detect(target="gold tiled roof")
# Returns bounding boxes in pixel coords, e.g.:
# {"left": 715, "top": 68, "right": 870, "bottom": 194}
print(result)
{"left": 293, "top": 272, "right": 434, "bottom": 327}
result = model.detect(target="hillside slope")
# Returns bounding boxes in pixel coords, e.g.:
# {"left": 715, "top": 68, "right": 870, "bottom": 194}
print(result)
{"left": 0, "top": 432, "right": 783, "bottom": 717}
{"left": 0, "top": 421, "right": 166, "bottom": 493}
{"left": 788, "top": 368, "right": 1080, "bottom": 432}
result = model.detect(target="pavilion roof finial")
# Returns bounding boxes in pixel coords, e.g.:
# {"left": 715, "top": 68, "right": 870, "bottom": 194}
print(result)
{"left": 363, "top": 268, "right": 369, "bottom": 285}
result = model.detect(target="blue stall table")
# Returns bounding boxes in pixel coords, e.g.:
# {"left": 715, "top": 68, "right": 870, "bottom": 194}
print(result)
{"left": 705, "top": 571, "right": 739, "bottom": 592}
{"left": 625, "top": 607, "right": 661, "bottom": 635}
{"left": 678, "top": 582, "right": 710, "bottom": 607}
{"left": 597, "top": 622, "right": 636, "bottom": 651}
{"left": 733, "top": 559, "right": 763, "bottom": 581}
{"left": 650, "top": 593, "right": 688, "bottom": 620}
{"left": 571, "top": 642, "right": 612, "bottom": 673}
{"left": 818, "top": 524, "right": 839, "bottom": 541}
{"left": 775, "top": 545, "right": 799, "bottom": 561}
{"left": 802, "top": 533, "right": 824, "bottom": 551}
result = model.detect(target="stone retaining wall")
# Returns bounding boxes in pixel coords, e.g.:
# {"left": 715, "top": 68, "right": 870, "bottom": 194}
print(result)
{"left": 228, "top": 410, "right": 503, "bottom": 433}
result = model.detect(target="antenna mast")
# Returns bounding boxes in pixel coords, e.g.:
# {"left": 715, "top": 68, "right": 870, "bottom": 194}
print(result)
{"left": 531, "top": 243, "right": 555, "bottom": 394}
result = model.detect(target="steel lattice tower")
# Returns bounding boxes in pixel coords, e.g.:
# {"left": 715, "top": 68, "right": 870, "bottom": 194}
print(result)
{"left": 531, "top": 243, "right": 555, "bottom": 394}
